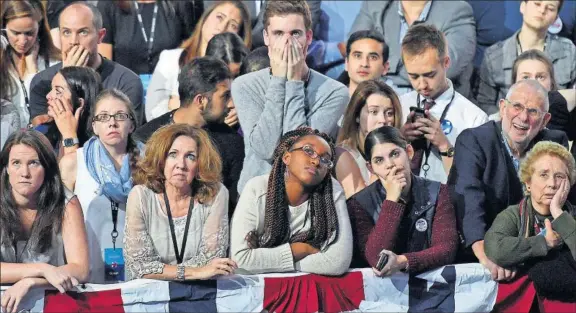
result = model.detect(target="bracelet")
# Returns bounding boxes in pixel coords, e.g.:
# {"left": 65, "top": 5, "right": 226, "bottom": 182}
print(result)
{"left": 176, "top": 264, "right": 185, "bottom": 281}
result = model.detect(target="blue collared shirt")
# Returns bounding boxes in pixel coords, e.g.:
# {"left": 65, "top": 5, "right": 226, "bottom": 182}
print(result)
{"left": 501, "top": 132, "right": 520, "bottom": 172}
{"left": 398, "top": 0, "right": 432, "bottom": 45}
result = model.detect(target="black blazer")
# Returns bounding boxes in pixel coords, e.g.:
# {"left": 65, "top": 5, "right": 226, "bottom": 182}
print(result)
{"left": 448, "top": 121, "right": 569, "bottom": 256}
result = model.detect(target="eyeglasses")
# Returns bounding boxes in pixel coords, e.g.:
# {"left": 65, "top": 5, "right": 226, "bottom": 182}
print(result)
{"left": 93, "top": 113, "right": 133, "bottom": 122}
{"left": 504, "top": 99, "right": 544, "bottom": 119}
{"left": 290, "top": 144, "right": 333, "bottom": 169}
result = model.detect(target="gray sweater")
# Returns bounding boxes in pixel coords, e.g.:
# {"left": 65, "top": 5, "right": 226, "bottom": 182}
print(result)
{"left": 230, "top": 175, "right": 353, "bottom": 276}
{"left": 232, "top": 68, "right": 349, "bottom": 194}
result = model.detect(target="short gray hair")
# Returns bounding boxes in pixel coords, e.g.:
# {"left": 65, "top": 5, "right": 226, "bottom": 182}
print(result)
{"left": 505, "top": 79, "right": 549, "bottom": 112}
{"left": 59, "top": 1, "right": 103, "bottom": 30}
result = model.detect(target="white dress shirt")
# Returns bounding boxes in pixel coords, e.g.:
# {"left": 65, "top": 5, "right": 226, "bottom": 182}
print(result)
{"left": 400, "top": 79, "right": 488, "bottom": 183}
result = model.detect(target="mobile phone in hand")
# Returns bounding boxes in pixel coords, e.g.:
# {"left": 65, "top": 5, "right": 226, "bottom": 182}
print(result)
{"left": 375, "top": 252, "right": 389, "bottom": 271}
{"left": 409, "top": 106, "right": 427, "bottom": 123}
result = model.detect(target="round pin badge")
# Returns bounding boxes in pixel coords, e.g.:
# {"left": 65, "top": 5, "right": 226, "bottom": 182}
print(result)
{"left": 441, "top": 119, "right": 453, "bottom": 135}
{"left": 415, "top": 218, "right": 428, "bottom": 232}
{"left": 548, "top": 16, "right": 562, "bottom": 34}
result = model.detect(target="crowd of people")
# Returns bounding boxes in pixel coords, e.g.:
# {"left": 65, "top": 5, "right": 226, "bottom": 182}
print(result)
{"left": 1, "top": 0, "right": 576, "bottom": 312}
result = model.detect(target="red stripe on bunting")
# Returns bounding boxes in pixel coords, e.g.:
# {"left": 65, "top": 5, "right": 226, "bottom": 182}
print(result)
{"left": 43, "top": 289, "right": 125, "bottom": 313}
{"left": 538, "top": 296, "right": 576, "bottom": 313}
{"left": 493, "top": 274, "right": 536, "bottom": 313}
{"left": 263, "top": 271, "right": 365, "bottom": 313}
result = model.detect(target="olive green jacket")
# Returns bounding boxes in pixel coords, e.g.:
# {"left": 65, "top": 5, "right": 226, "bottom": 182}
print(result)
{"left": 484, "top": 201, "right": 576, "bottom": 268}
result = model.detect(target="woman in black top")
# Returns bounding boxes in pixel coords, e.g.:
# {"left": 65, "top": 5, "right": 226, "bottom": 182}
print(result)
{"left": 97, "top": 0, "right": 203, "bottom": 75}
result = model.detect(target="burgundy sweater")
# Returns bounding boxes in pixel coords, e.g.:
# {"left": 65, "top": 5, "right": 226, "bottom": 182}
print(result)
{"left": 346, "top": 184, "right": 458, "bottom": 273}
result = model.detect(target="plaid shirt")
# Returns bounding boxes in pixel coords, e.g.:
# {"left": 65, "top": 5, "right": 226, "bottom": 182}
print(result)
{"left": 476, "top": 30, "right": 576, "bottom": 115}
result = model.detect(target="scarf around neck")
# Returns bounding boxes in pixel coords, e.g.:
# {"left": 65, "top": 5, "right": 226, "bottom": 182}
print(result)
{"left": 84, "top": 136, "right": 144, "bottom": 203}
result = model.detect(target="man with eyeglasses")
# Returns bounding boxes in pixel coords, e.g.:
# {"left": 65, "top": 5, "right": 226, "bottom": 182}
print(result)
{"left": 448, "top": 79, "right": 571, "bottom": 281}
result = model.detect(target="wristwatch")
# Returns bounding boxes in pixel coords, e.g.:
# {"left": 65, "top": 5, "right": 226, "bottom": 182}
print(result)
{"left": 439, "top": 147, "right": 455, "bottom": 157}
{"left": 176, "top": 263, "right": 185, "bottom": 281}
{"left": 62, "top": 137, "right": 79, "bottom": 148}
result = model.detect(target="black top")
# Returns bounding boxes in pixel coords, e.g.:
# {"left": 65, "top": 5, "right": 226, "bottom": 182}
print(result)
{"left": 29, "top": 57, "right": 144, "bottom": 124}
{"left": 46, "top": 0, "right": 82, "bottom": 29}
{"left": 98, "top": 0, "right": 203, "bottom": 75}
{"left": 547, "top": 90, "right": 576, "bottom": 142}
{"left": 133, "top": 110, "right": 245, "bottom": 214}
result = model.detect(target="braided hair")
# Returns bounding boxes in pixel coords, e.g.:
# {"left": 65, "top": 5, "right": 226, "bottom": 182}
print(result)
{"left": 257, "top": 127, "right": 339, "bottom": 250}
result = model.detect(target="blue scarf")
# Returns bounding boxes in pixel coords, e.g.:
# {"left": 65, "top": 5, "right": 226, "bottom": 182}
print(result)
{"left": 84, "top": 136, "right": 144, "bottom": 204}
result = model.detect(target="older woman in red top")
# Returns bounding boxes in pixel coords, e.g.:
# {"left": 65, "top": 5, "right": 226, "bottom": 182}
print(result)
{"left": 347, "top": 126, "right": 458, "bottom": 275}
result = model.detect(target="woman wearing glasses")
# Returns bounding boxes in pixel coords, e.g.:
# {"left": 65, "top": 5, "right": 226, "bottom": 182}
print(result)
{"left": 59, "top": 89, "right": 143, "bottom": 283}
{"left": 230, "top": 127, "right": 353, "bottom": 275}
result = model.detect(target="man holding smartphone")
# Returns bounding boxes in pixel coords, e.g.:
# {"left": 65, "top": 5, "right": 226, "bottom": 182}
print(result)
{"left": 399, "top": 24, "right": 488, "bottom": 183}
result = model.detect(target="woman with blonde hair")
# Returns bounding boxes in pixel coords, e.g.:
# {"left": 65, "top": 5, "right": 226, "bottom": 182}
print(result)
{"left": 145, "top": 0, "right": 251, "bottom": 121}
{"left": 124, "top": 124, "right": 235, "bottom": 281}
{"left": 485, "top": 141, "right": 576, "bottom": 301}
{"left": 335, "top": 80, "right": 403, "bottom": 198}
{"left": 1, "top": 0, "right": 60, "bottom": 128}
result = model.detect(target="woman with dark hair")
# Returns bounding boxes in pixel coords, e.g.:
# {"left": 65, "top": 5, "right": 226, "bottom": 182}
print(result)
{"left": 97, "top": 0, "right": 203, "bottom": 75}
{"left": 346, "top": 126, "right": 458, "bottom": 273}
{"left": 2, "top": 0, "right": 60, "bottom": 128}
{"left": 124, "top": 124, "right": 234, "bottom": 281}
{"left": 59, "top": 89, "right": 142, "bottom": 283}
{"left": 205, "top": 32, "right": 249, "bottom": 130}
{"left": 0, "top": 130, "right": 88, "bottom": 313}
{"left": 206, "top": 32, "right": 249, "bottom": 78}
{"left": 41, "top": 66, "right": 102, "bottom": 156}
{"left": 145, "top": 0, "right": 251, "bottom": 121}
{"left": 230, "top": 127, "right": 353, "bottom": 275}
{"left": 335, "top": 80, "right": 403, "bottom": 198}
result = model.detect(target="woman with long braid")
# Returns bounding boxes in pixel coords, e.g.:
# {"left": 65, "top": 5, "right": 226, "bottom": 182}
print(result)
{"left": 230, "top": 127, "right": 353, "bottom": 275}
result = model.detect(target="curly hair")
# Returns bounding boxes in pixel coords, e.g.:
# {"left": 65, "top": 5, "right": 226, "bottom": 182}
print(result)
{"left": 519, "top": 141, "right": 576, "bottom": 195}
{"left": 132, "top": 124, "right": 222, "bottom": 204}
{"left": 257, "top": 127, "right": 339, "bottom": 250}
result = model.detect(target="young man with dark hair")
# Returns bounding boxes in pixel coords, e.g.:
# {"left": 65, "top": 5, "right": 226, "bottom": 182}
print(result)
{"left": 29, "top": 2, "right": 143, "bottom": 130}
{"left": 399, "top": 24, "right": 487, "bottom": 184}
{"left": 134, "top": 57, "right": 244, "bottom": 212}
{"left": 477, "top": 0, "right": 575, "bottom": 115}
{"left": 348, "top": 0, "right": 475, "bottom": 98}
{"left": 344, "top": 30, "right": 390, "bottom": 96}
{"left": 232, "top": 0, "right": 348, "bottom": 194}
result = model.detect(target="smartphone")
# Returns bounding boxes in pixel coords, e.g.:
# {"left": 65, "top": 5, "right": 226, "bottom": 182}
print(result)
{"left": 375, "top": 252, "right": 389, "bottom": 271}
{"left": 409, "top": 106, "right": 427, "bottom": 123}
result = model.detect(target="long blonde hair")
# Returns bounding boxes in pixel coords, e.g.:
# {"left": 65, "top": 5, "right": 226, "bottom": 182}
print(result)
{"left": 179, "top": 0, "right": 251, "bottom": 67}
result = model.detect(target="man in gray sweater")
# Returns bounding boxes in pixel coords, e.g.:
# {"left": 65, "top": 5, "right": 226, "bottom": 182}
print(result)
{"left": 232, "top": 0, "right": 349, "bottom": 194}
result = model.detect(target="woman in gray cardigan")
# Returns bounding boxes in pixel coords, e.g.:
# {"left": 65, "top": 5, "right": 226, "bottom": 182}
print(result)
{"left": 230, "top": 127, "right": 353, "bottom": 276}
